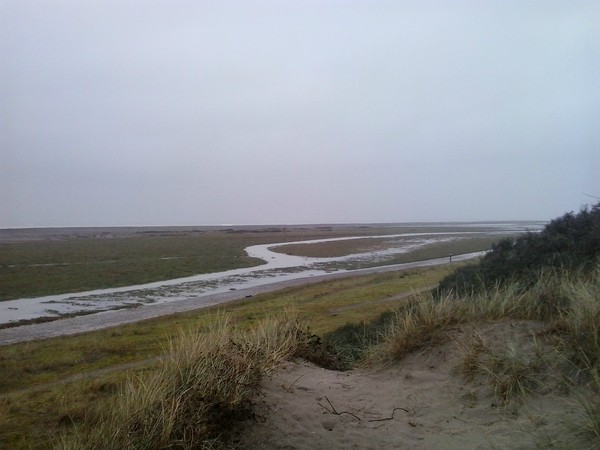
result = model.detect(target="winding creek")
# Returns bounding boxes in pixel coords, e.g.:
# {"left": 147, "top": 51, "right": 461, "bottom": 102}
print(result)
{"left": 0, "top": 224, "right": 544, "bottom": 344}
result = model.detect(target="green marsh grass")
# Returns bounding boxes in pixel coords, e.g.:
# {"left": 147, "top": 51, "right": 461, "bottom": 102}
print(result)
{"left": 0, "top": 225, "right": 506, "bottom": 301}
{"left": 0, "top": 233, "right": 264, "bottom": 301}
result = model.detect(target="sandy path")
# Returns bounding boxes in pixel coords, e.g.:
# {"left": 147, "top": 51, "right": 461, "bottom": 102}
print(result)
{"left": 0, "top": 256, "right": 473, "bottom": 346}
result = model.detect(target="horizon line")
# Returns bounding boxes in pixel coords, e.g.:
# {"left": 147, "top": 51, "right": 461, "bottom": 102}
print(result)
{"left": 0, "top": 219, "right": 549, "bottom": 231}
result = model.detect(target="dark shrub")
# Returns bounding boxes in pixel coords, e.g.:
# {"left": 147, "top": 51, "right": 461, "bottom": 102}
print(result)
{"left": 436, "top": 203, "right": 600, "bottom": 296}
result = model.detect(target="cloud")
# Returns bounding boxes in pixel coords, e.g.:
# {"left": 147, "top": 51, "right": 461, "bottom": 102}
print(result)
{"left": 2, "top": 1, "right": 599, "bottom": 226}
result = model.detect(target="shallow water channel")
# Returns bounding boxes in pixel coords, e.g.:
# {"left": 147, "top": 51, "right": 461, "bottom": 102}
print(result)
{"left": 0, "top": 227, "right": 537, "bottom": 327}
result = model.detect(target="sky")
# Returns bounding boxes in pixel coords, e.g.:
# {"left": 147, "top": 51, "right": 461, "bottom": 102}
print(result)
{"left": 1, "top": 1, "right": 599, "bottom": 228}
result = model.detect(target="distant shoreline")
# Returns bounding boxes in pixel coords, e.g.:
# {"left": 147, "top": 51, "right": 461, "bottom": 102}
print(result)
{"left": 0, "top": 220, "right": 547, "bottom": 242}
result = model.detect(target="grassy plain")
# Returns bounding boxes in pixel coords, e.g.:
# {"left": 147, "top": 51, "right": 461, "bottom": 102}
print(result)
{"left": 0, "top": 230, "right": 264, "bottom": 301}
{"left": 0, "top": 224, "right": 512, "bottom": 301}
{"left": 0, "top": 265, "right": 457, "bottom": 449}
{"left": 277, "top": 235, "right": 508, "bottom": 268}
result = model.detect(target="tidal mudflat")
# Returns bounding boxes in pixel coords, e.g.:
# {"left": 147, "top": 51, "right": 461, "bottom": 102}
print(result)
{"left": 0, "top": 222, "right": 542, "bottom": 330}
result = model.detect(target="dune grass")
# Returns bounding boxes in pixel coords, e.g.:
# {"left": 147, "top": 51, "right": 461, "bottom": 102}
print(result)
{"left": 348, "top": 263, "right": 600, "bottom": 447}
{"left": 458, "top": 337, "right": 548, "bottom": 406}
{"left": 365, "top": 265, "right": 600, "bottom": 410}
{"left": 55, "top": 311, "right": 310, "bottom": 449}
{"left": 579, "top": 394, "right": 600, "bottom": 445}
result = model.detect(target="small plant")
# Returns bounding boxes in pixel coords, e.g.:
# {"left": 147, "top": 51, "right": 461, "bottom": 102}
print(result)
{"left": 367, "top": 293, "right": 459, "bottom": 364}
{"left": 456, "top": 333, "right": 488, "bottom": 381}
{"left": 490, "top": 343, "right": 544, "bottom": 405}
{"left": 458, "top": 335, "right": 547, "bottom": 406}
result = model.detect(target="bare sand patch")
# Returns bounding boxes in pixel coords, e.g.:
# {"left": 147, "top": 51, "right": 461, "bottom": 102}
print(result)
{"left": 236, "top": 321, "right": 586, "bottom": 449}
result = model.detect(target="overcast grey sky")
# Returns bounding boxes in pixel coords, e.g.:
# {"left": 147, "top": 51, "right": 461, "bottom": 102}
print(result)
{"left": 1, "top": 1, "right": 599, "bottom": 227}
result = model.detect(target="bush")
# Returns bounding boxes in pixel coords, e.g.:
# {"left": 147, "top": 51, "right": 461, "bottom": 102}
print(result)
{"left": 436, "top": 203, "right": 600, "bottom": 296}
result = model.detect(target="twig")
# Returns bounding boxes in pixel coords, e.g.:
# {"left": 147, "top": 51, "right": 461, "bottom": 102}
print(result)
{"left": 325, "top": 396, "right": 339, "bottom": 414}
{"left": 317, "top": 396, "right": 361, "bottom": 421}
{"left": 282, "top": 374, "right": 305, "bottom": 392}
{"left": 367, "top": 407, "right": 410, "bottom": 422}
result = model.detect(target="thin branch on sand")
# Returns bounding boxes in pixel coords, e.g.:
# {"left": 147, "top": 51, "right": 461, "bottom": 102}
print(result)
{"left": 367, "top": 407, "right": 410, "bottom": 422}
{"left": 317, "top": 396, "right": 361, "bottom": 421}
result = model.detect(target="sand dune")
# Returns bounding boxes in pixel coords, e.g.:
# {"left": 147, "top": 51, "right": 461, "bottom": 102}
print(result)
{"left": 236, "top": 321, "right": 586, "bottom": 449}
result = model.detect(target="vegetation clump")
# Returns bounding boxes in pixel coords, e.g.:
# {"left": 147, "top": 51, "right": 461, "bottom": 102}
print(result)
{"left": 346, "top": 202, "right": 600, "bottom": 445}
{"left": 56, "top": 312, "right": 310, "bottom": 449}
{"left": 320, "top": 311, "right": 396, "bottom": 369}
{"left": 436, "top": 202, "right": 600, "bottom": 296}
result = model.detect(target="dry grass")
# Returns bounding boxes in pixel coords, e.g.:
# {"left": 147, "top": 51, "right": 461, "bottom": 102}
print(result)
{"left": 551, "top": 270, "right": 600, "bottom": 386}
{"left": 368, "top": 265, "right": 600, "bottom": 450}
{"left": 55, "top": 310, "right": 309, "bottom": 449}
{"left": 462, "top": 338, "right": 547, "bottom": 405}
{"left": 369, "top": 265, "right": 600, "bottom": 407}
{"left": 377, "top": 294, "right": 458, "bottom": 362}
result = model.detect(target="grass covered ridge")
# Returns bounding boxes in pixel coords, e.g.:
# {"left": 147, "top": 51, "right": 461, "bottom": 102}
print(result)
{"left": 370, "top": 267, "right": 600, "bottom": 377}
{"left": 325, "top": 265, "right": 600, "bottom": 447}
{"left": 56, "top": 311, "right": 310, "bottom": 449}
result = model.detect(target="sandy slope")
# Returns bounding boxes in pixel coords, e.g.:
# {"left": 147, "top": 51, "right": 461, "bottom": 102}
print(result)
{"left": 236, "top": 322, "right": 588, "bottom": 449}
